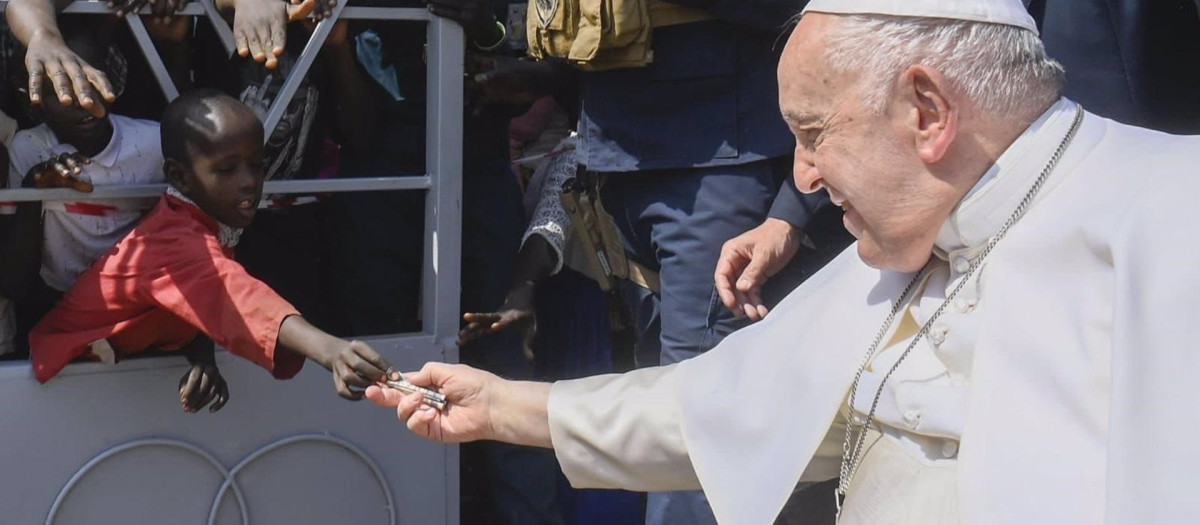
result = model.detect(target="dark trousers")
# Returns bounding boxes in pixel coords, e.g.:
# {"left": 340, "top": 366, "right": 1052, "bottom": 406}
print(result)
{"left": 602, "top": 159, "right": 850, "bottom": 525}
{"left": 326, "top": 161, "right": 564, "bottom": 525}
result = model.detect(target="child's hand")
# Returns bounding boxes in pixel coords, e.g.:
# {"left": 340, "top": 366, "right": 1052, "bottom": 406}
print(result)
{"left": 22, "top": 153, "right": 94, "bottom": 192}
{"left": 178, "top": 363, "right": 230, "bottom": 413}
{"left": 325, "top": 340, "right": 394, "bottom": 400}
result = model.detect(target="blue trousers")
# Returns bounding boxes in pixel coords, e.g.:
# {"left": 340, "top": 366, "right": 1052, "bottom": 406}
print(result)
{"left": 601, "top": 160, "right": 781, "bottom": 525}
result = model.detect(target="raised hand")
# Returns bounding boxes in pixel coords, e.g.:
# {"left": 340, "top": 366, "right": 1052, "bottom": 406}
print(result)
{"left": 22, "top": 152, "right": 94, "bottom": 192}
{"left": 458, "top": 283, "right": 536, "bottom": 359}
{"left": 24, "top": 34, "right": 115, "bottom": 118}
{"left": 232, "top": 0, "right": 316, "bottom": 69}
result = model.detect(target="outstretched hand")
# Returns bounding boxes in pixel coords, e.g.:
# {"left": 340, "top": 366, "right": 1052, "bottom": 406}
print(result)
{"left": 714, "top": 218, "right": 804, "bottom": 322}
{"left": 322, "top": 340, "right": 395, "bottom": 400}
{"left": 365, "top": 362, "right": 499, "bottom": 443}
{"left": 23, "top": 35, "right": 115, "bottom": 118}
{"left": 457, "top": 283, "right": 536, "bottom": 358}
{"left": 233, "top": 0, "right": 316, "bottom": 69}
{"left": 22, "top": 153, "right": 94, "bottom": 193}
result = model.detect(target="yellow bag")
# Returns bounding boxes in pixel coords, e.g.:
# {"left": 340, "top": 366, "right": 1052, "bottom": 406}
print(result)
{"left": 528, "top": 0, "right": 712, "bottom": 71}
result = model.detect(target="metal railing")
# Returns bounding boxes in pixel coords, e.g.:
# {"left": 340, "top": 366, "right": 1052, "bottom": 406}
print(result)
{"left": 0, "top": 0, "right": 464, "bottom": 350}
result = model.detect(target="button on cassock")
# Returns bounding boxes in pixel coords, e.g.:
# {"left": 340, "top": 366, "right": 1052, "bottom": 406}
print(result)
{"left": 942, "top": 440, "right": 959, "bottom": 458}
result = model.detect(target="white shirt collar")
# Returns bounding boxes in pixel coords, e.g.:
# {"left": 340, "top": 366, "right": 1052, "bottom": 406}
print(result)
{"left": 165, "top": 185, "right": 244, "bottom": 248}
{"left": 934, "top": 98, "right": 1077, "bottom": 257}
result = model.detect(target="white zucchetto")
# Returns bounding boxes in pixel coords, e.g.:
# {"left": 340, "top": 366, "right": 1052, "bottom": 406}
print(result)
{"left": 801, "top": 0, "right": 1039, "bottom": 34}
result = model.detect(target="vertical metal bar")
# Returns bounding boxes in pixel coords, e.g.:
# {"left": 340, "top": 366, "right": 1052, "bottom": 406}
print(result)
{"left": 425, "top": 14, "right": 464, "bottom": 525}
{"left": 259, "top": 0, "right": 347, "bottom": 140}
{"left": 124, "top": 15, "right": 181, "bottom": 101}
{"left": 199, "top": 0, "right": 238, "bottom": 57}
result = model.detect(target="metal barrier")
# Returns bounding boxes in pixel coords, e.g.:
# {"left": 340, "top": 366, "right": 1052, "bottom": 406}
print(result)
{"left": 0, "top": 2, "right": 463, "bottom": 523}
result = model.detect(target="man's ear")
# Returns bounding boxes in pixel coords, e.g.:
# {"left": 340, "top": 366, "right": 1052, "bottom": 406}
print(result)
{"left": 164, "top": 158, "right": 188, "bottom": 193}
{"left": 897, "top": 65, "right": 957, "bottom": 163}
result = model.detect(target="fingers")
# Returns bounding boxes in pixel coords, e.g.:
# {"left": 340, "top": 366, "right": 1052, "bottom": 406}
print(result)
{"left": 312, "top": 0, "right": 334, "bottom": 20}
{"left": 235, "top": 27, "right": 250, "bottom": 58}
{"left": 48, "top": 64, "right": 76, "bottom": 106}
{"left": 286, "top": 0, "right": 317, "bottom": 22}
{"left": 26, "top": 62, "right": 46, "bottom": 105}
{"left": 715, "top": 243, "right": 749, "bottom": 313}
{"left": 332, "top": 369, "right": 362, "bottom": 400}
{"left": 348, "top": 341, "right": 393, "bottom": 381}
{"left": 365, "top": 384, "right": 403, "bottom": 407}
{"left": 83, "top": 67, "right": 117, "bottom": 104}
{"left": 210, "top": 379, "right": 229, "bottom": 412}
{"left": 270, "top": 15, "right": 287, "bottom": 58}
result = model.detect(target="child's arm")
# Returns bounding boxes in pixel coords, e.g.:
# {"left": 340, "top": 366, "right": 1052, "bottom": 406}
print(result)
{"left": 277, "top": 315, "right": 394, "bottom": 400}
{"left": 178, "top": 334, "right": 230, "bottom": 413}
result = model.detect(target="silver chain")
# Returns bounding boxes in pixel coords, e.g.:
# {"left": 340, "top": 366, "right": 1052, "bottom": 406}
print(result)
{"left": 834, "top": 104, "right": 1084, "bottom": 520}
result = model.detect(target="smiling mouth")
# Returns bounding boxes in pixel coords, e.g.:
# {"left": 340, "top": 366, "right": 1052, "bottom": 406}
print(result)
{"left": 237, "top": 199, "right": 256, "bottom": 211}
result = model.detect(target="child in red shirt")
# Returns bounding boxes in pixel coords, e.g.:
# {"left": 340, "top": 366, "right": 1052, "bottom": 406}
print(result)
{"left": 31, "top": 90, "right": 395, "bottom": 411}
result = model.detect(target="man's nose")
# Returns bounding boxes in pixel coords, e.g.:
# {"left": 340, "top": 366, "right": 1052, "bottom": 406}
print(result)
{"left": 792, "top": 148, "right": 823, "bottom": 193}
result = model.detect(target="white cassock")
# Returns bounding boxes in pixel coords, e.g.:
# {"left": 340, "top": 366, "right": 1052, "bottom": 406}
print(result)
{"left": 546, "top": 98, "right": 1200, "bottom": 525}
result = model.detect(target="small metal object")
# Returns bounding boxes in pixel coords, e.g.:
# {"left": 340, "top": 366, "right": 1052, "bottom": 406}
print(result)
{"left": 386, "top": 379, "right": 449, "bottom": 411}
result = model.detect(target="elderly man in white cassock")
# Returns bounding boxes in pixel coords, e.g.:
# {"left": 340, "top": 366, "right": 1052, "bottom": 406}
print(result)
{"left": 367, "top": 0, "right": 1200, "bottom": 523}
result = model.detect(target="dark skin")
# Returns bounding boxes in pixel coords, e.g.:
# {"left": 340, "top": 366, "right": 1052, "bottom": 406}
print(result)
{"left": 177, "top": 335, "right": 230, "bottom": 413}
{"left": 5, "top": 0, "right": 116, "bottom": 117}
{"left": 216, "top": 0, "right": 315, "bottom": 70}
{"left": 164, "top": 98, "right": 397, "bottom": 399}
{"left": 457, "top": 235, "right": 557, "bottom": 360}
{"left": 0, "top": 80, "right": 109, "bottom": 301}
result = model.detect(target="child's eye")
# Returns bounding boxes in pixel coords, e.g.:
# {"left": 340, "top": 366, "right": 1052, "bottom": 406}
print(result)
{"left": 213, "top": 165, "right": 236, "bottom": 174}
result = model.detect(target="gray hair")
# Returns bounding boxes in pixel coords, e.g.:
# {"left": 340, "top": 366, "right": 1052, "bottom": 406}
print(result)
{"left": 823, "top": 16, "right": 1065, "bottom": 117}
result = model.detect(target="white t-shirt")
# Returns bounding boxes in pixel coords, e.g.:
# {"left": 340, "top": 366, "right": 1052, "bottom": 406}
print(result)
{"left": 3, "top": 115, "right": 163, "bottom": 293}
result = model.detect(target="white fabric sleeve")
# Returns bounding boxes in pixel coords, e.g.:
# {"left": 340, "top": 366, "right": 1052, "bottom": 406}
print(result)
{"left": 547, "top": 364, "right": 702, "bottom": 492}
{"left": 520, "top": 138, "right": 579, "bottom": 276}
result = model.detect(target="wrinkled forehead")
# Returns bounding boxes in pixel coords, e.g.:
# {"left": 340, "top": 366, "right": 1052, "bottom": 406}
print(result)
{"left": 778, "top": 15, "right": 843, "bottom": 112}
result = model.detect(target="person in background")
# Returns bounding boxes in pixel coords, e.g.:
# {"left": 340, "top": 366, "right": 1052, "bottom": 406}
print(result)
{"left": 0, "top": 35, "right": 161, "bottom": 356}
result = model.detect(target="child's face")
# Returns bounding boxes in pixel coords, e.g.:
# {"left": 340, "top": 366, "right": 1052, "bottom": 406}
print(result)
{"left": 36, "top": 83, "right": 112, "bottom": 148}
{"left": 179, "top": 110, "right": 266, "bottom": 229}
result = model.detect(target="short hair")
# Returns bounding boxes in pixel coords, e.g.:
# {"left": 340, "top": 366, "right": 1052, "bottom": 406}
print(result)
{"left": 823, "top": 16, "right": 1065, "bottom": 118}
{"left": 160, "top": 89, "right": 254, "bottom": 167}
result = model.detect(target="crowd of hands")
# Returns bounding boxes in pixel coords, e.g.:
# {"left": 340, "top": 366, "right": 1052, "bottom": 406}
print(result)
{"left": 16, "top": 0, "right": 806, "bottom": 433}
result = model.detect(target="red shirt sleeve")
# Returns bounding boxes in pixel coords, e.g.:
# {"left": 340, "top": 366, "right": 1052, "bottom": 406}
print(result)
{"left": 139, "top": 231, "right": 305, "bottom": 379}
